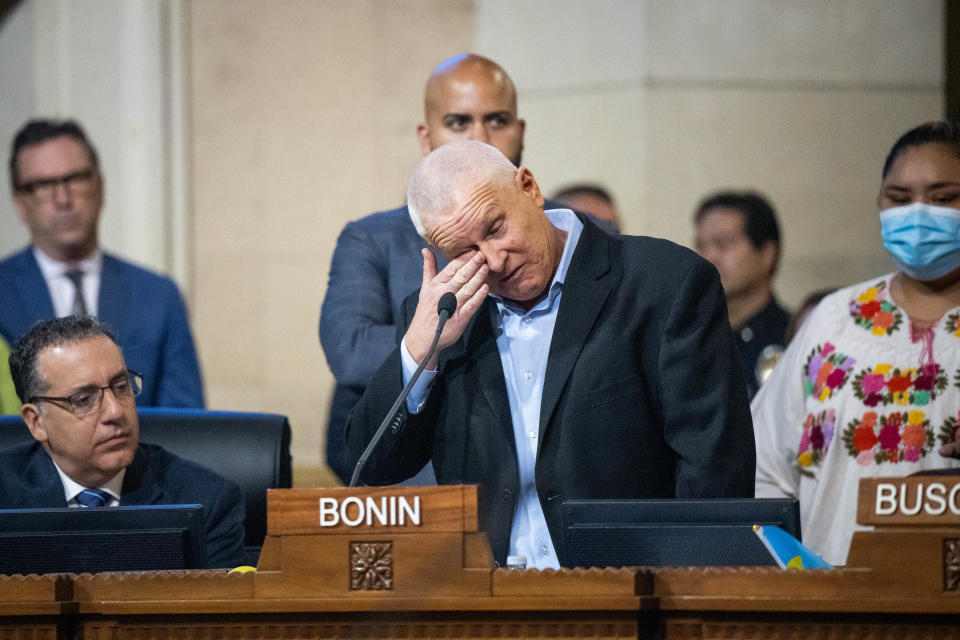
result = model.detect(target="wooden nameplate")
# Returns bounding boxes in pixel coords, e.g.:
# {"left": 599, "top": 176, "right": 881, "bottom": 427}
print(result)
{"left": 254, "top": 485, "right": 495, "bottom": 599}
{"left": 848, "top": 475, "right": 960, "bottom": 596}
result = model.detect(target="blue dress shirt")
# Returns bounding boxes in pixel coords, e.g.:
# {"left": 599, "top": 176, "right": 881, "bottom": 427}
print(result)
{"left": 401, "top": 209, "right": 583, "bottom": 569}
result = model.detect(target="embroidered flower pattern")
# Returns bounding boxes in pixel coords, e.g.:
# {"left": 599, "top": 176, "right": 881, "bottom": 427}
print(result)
{"left": 803, "top": 342, "right": 855, "bottom": 402}
{"left": 849, "top": 282, "right": 902, "bottom": 336}
{"left": 945, "top": 312, "right": 960, "bottom": 338}
{"left": 842, "top": 410, "right": 934, "bottom": 465}
{"left": 797, "top": 409, "right": 835, "bottom": 467}
{"left": 852, "top": 363, "right": 947, "bottom": 407}
{"left": 938, "top": 411, "right": 960, "bottom": 449}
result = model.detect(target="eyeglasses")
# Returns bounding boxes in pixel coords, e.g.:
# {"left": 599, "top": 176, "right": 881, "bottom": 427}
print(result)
{"left": 15, "top": 169, "right": 98, "bottom": 202}
{"left": 29, "top": 370, "right": 143, "bottom": 417}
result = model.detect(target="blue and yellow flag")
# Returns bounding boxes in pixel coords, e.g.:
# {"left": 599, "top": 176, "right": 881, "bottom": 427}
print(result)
{"left": 753, "top": 525, "right": 833, "bottom": 570}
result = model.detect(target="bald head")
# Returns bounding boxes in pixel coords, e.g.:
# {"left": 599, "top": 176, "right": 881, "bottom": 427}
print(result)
{"left": 408, "top": 140, "right": 559, "bottom": 309}
{"left": 417, "top": 54, "right": 525, "bottom": 166}
{"left": 424, "top": 54, "right": 517, "bottom": 114}
{"left": 408, "top": 140, "right": 518, "bottom": 239}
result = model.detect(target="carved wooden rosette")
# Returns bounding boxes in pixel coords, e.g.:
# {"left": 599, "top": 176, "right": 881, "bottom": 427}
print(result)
{"left": 350, "top": 541, "right": 393, "bottom": 590}
{"left": 945, "top": 538, "right": 960, "bottom": 592}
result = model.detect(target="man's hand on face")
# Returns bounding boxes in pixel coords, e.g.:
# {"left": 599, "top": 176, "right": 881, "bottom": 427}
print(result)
{"left": 404, "top": 249, "right": 489, "bottom": 369}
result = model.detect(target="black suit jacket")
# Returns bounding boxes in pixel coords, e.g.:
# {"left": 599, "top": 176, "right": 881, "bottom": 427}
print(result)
{"left": 346, "top": 216, "right": 755, "bottom": 565}
{"left": 0, "top": 442, "right": 246, "bottom": 569}
{"left": 322, "top": 203, "right": 618, "bottom": 482}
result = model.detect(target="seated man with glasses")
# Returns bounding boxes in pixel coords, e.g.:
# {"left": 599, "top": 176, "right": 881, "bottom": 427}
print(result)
{"left": 0, "top": 315, "right": 245, "bottom": 569}
{"left": 0, "top": 119, "right": 203, "bottom": 407}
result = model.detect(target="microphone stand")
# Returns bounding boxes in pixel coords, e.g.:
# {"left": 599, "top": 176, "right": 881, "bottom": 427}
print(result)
{"left": 349, "top": 293, "right": 457, "bottom": 487}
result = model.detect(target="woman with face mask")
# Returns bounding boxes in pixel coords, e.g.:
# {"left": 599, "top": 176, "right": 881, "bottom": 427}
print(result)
{"left": 752, "top": 121, "right": 960, "bottom": 566}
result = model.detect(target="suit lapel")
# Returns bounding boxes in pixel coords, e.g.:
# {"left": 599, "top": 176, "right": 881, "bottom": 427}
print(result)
{"left": 11, "top": 249, "right": 56, "bottom": 321}
{"left": 22, "top": 444, "right": 70, "bottom": 507}
{"left": 539, "top": 218, "right": 616, "bottom": 437}
{"left": 119, "top": 446, "right": 164, "bottom": 505}
{"left": 97, "top": 254, "right": 125, "bottom": 327}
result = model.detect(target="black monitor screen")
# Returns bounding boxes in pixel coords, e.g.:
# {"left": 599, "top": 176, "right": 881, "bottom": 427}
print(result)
{"left": 0, "top": 504, "right": 206, "bottom": 574}
{"left": 561, "top": 498, "right": 800, "bottom": 568}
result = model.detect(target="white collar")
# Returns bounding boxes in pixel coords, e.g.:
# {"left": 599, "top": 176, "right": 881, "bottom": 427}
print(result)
{"left": 50, "top": 456, "right": 125, "bottom": 506}
{"left": 32, "top": 245, "right": 103, "bottom": 279}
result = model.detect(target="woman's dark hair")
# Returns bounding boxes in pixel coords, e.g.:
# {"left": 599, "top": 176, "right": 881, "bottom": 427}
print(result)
{"left": 882, "top": 121, "right": 960, "bottom": 178}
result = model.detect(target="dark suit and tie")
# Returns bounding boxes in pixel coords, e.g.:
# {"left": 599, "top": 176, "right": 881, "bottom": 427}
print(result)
{"left": 0, "top": 442, "right": 246, "bottom": 569}
{"left": 2, "top": 315, "right": 244, "bottom": 569}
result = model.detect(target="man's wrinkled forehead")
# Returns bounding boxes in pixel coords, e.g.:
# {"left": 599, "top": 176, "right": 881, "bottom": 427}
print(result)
{"left": 424, "top": 179, "right": 504, "bottom": 247}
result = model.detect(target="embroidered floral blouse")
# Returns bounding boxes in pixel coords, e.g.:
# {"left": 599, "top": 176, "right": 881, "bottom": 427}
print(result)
{"left": 752, "top": 274, "right": 960, "bottom": 565}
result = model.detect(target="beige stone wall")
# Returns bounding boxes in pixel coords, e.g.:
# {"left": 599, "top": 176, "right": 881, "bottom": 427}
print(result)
{"left": 640, "top": 0, "right": 943, "bottom": 304}
{"left": 186, "top": 0, "right": 474, "bottom": 485}
{"left": 478, "top": 0, "right": 942, "bottom": 306}
{"left": 182, "top": 0, "right": 941, "bottom": 486}
{"left": 0, "top": 0, "right": 184, "bottom": 275}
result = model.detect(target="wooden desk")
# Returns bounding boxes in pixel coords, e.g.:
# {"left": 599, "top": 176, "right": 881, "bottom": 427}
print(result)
{"left": 3, "top": 565, "right": 958, "bottom": 640}
{"left": 3, "top": 483, "right": 959, "bottom": 639}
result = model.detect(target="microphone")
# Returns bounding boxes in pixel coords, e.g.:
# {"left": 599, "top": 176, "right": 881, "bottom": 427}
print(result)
{"left": 436, "top": 291, "right": 457, "bottom": 319}
{"left": 349, "top": 292, "right": 457, "bottom": 487}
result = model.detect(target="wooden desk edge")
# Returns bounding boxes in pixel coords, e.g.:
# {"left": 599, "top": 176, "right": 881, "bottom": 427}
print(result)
{"left": 74, "top": 595, "right": 653, "bottom": 615}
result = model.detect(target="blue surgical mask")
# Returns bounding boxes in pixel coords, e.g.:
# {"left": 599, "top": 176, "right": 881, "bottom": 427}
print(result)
{"left": 880, "top": 203, "right": 960, "bottom": 281}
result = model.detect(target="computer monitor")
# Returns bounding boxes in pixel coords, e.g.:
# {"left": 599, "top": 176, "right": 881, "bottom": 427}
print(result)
{"left": 0, "top": 504, "right": 206, "bottom": 574}
{"left": 561, "top": 498, "right": 800, "bottom": 568}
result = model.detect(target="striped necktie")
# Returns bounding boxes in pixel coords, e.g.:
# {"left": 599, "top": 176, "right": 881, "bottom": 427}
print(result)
{"left": 75, "top": 488, "right": 112, "bottom": 508}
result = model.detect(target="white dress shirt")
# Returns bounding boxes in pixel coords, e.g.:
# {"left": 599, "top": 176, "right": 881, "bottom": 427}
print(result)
{"left": 51, "top": 459, "right": 124, "bottom": 508}
{"left": 32, "top": 246, "right": 103, "bottom": 318}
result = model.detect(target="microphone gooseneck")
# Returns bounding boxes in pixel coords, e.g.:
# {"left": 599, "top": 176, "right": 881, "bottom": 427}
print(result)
{"left": 349, "top": 293, "right": 458, "bottom": 487}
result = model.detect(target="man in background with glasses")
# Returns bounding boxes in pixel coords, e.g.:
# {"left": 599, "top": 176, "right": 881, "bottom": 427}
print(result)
{"left": 0, "top": 315, "right": 245, "bottom": 568}
{"left": 0, "top": 119, "right": 203, "bottom": 407}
